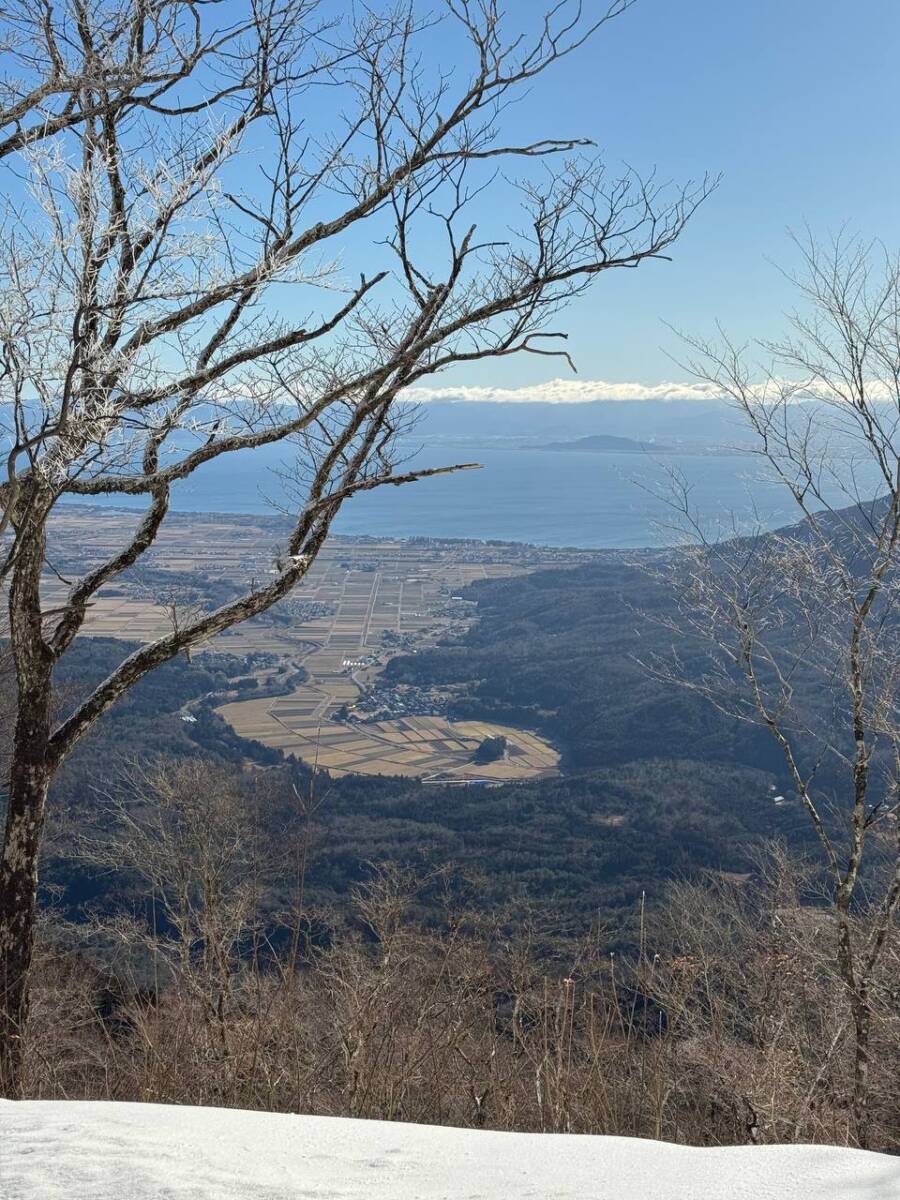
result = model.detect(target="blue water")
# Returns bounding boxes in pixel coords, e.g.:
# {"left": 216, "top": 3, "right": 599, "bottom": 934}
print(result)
{"left": 83, "top": 441, "right": 859, "bottom": 550}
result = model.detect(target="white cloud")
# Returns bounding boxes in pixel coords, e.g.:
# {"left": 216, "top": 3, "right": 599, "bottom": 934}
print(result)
{"left": 399, "top": 378, "right": 727, "bottom": 403}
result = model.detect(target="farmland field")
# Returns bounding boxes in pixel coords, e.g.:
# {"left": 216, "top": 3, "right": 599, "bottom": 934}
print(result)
{"left": 217, "top": 705, "right": 560, "bottom": 780}
{"left": 42, "top": 506, "right": 586, "bottom": 779}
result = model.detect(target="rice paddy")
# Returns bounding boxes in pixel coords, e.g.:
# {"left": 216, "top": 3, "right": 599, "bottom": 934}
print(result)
{"left": 217, "top": 705, "right": 560, "bottom": 780}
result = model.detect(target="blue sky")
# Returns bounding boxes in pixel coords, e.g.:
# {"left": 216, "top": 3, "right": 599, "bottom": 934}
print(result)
{"left": 23, "top": 0, "right": 890, "bottom": 403}
{"left": 410, "top": 0, "right": 900, "bottom": 396}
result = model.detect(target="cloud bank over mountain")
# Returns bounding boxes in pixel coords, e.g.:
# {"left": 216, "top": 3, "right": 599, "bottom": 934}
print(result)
{"left": 401, "top": 379, "right": 726, "bottom": 404}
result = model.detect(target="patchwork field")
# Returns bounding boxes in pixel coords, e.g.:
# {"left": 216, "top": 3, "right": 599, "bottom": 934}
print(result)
{"left": 216, "top": 705, "right": 560, "bottom": 780}
{"left": 41, "top": 506, "right": 587, "bottom": 780}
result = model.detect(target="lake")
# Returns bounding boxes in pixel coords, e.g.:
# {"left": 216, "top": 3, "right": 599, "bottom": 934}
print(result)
{"left": 83, "top": 441, "right": 863, "bottom": 550}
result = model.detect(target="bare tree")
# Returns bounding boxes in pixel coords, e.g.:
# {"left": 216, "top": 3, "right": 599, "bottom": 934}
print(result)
{"left": 0, "top": 0, "right": 708, "bottom": 1094}
{"left": 78, "top": 760, "right": 280, "bottom": 1059}
{"left": 0, "top": 0, "right": 279, "bottom": 161}
{"left": 654, "top": 234, "right": 900, "bottom": 1147}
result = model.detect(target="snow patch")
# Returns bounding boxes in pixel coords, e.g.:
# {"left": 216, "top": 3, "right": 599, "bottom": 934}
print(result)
{"left": 2, "top": 1100, "right": 898, "bottom": 1199}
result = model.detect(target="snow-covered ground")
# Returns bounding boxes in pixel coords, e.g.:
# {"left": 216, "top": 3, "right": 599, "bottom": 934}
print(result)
{"left": 2, "top": 1101, "right": 899, "bottom": 1199}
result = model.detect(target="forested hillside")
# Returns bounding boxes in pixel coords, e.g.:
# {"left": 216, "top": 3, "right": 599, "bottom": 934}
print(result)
{"left": 384, "top": 557, "right": 782, "bottom": 772}
{"left": 39, "top": 554, "right": 819, "bottom": 932}
{"left": 305, "top": 556, "right": 814, "bottom": 923}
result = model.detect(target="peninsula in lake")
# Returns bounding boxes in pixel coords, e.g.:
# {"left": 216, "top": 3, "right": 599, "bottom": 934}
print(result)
{"left": 538, "top": 433, "right": 744, "bottom": 456}
{"left": 540, "top": 433, "right": 673, "bottom": 453}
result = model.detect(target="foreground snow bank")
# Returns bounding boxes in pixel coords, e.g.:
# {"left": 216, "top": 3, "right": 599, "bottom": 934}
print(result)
{"left": 2, "top": 1101, "right": 898, "bottom": 1200}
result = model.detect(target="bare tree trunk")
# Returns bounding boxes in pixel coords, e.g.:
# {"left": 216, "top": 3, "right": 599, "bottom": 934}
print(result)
{"left": 0, "top": 677, "right": 54, "bottom": 1096}
{"left": 850, "top": 987, "right": 872, "bottom": 1149}
{"left": 0, "top": 498, "right": 56, "bottom": 1096}
{"left": 836, "top": 904, "right": 873, "bottom": 1148}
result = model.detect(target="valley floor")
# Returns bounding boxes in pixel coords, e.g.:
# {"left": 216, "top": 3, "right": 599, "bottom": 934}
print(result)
{"left": 2, "top": 1101, "right": 898, "bottom": 1200}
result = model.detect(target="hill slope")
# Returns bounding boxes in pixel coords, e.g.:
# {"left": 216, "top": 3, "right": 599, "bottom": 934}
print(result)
{"left": 2, "top": 1101, "right": 897, "bottom": 1200}
{"left": 541, "top": 434, "right": 668, "bottom": 452}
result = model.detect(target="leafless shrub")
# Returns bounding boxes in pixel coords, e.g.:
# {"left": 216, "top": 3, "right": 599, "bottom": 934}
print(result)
{"left": 21, "top": 766, "right": 900, "bottom": 1148}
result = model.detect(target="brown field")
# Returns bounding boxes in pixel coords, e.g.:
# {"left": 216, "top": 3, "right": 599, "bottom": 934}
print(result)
{"left": 216, "top": 703, "right": 560, "bottom": 780}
